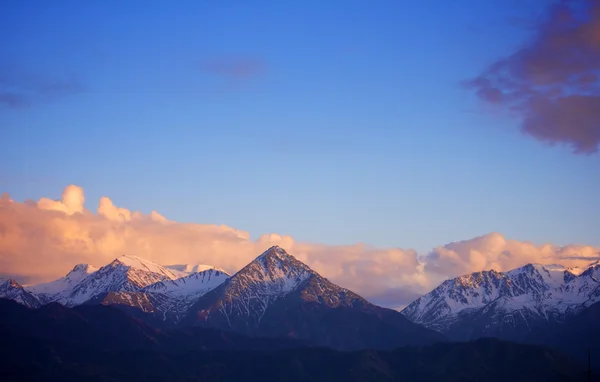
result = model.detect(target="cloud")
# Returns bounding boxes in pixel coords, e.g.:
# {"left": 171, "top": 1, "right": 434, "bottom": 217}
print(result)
{"left": 0, "top": 68, "right": 84, "bottom": 109}
{"left": 425, "top": 232, "right": 600, "bottom": 277}
{"left": 465, "top": 0, "right": 600, "bottom": 154}
{"left": 98, "top": 196, "right": 132, "bottom": 222}
{"left": 1, "top": 185, "right": 599, "bottom": 308}
{"left": 37, "top": 185, "right": 85, "bottom": 215}
{"left": 201, "top": 57, "right": 266, "bottom": 79}
{"left": 367, "top": 288, "right": 425, "bottom": 311}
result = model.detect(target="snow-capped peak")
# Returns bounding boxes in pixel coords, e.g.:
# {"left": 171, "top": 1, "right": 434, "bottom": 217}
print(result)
{"left": 53, "top": 255, "right": 182, "bottom": 306}
{"left": 0, "top": 278, "right": 42, "bottom": 308}
{"left": 4, "top": 254, "right": 232, "bottom": 317}
{"left": 112, "top": 254, "right": 179, "bottom": 280}
{"left": 226, "top": 246, "right": 314, "bottom": 297}
{"left": 256, "top": 245, "right": 293, "bottom": 261}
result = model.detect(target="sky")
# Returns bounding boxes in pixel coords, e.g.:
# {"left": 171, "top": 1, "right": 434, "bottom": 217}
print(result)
{"left": 1, "top": 0, "right": 600, "bottom": 308}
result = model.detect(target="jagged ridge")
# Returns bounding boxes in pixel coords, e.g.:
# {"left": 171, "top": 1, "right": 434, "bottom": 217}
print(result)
{"left": 402, "top": 262, "right": 600, "bottom": 340}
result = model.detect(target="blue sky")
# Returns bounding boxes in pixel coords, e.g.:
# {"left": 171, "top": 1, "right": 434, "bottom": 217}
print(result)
{"left": 2, "top": 0, "right": 599, "bottom": 252}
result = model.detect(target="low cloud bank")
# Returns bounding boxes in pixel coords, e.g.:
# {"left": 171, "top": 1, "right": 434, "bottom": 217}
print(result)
{"left": 1, "top": 186, "right": 598, "bottom": 308}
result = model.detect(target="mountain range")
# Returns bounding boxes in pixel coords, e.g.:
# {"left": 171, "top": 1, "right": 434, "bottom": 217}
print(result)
{"left": 2, "top": 246, "right": 600, "bottom": 379}
{"left": 0, "top": 246, "right": 443, "bottom": 350}
{"left": 5, "top": 246, "right": 600, "bottom": 361}
{"left": 402, "top": 261, "right": 600, "bottom": 342}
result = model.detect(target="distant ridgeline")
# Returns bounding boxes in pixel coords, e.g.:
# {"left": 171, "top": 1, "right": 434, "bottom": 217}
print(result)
{"left": 0, "top": 246, "right": 598, "bottom": 379}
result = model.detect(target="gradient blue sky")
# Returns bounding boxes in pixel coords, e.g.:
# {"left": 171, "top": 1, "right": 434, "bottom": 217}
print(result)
{"left": 2, "top": 0, "right": 599, "bottom": 252}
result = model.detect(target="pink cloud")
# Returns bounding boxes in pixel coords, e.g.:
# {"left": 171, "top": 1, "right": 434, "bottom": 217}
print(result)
{"left": 425, "top": 232, "right": 600, "bottom": 278}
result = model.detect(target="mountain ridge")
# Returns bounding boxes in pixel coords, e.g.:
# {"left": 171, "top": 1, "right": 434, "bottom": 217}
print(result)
{"left": 5, "top": 254, "right": 231, "bottom": 321}
{"left": 402, "top": 260, "right": 600, "bottom": 341}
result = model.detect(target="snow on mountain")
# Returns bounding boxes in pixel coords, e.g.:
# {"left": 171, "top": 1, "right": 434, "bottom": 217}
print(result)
{"left": 27, "top": 264, "right": 98, "bottom": 303}
{"left": 234, "top": 245, "right": 314, "bottom": 293}
{"left": 0, "top": 278, "right": 42, "bottom": 308}
{"left": 164, "top": 264, "right": 227, "bottom": 276}
{"left": 58, "top": 255, "right": 180, "bottom": 306}
{"left": 185, "top": 246, "right": 339, "bottom": 329}
{"left": 75, "top": 269, "right": 229, "bottom": 324}
{"left": 114, "top": 255, "right": 180, "bottom": 280}
{"left": 215, "top": 245, "right": 314, "bottom": 308}
{"left": 184, "top": 246, "right": 446, "bottom": 349}
{"left": 143, "top": 268, "right": 230, "bottom": 298}
{"left": 402, "top": 261, "right": 600, "bottom": 340}
{"left": 88, "top": 270, "right": 231, "bottom": 325}
{"left": 1, "top": 254, "right": 230, "bottom": 321}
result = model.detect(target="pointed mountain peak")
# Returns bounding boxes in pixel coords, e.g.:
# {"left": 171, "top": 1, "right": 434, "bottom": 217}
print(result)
{"left": 257, "top": 245, "right": 291, "bottom": 260}
{"left": 220, "top": 246, "right": 316, "bottom": 298}
{"left": 251, "top": 246, "right": 313, "bottom": 275}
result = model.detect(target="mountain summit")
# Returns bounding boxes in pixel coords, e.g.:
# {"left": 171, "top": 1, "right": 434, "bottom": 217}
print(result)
{"left": 183, "top": 246, "right": 445, "bottom": 350}
{"left": 55, "top": 255, "right": 179, "bottom": 306}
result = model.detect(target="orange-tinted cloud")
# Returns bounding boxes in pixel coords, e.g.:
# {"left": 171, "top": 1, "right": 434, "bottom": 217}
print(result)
{"left": 98, "top": 196, "right": 132, "bottom": 222}
{"left": 37, "top": 185, "right": 85, "bottom": 215}
{"left": 1, "top": 185, "right": 599, "bottom": 308}
{"left": 465, "top": 0, "right": 600, "bottom": 154}
{"left": 425, "top": 232, "right": 600, "bottom": 277}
